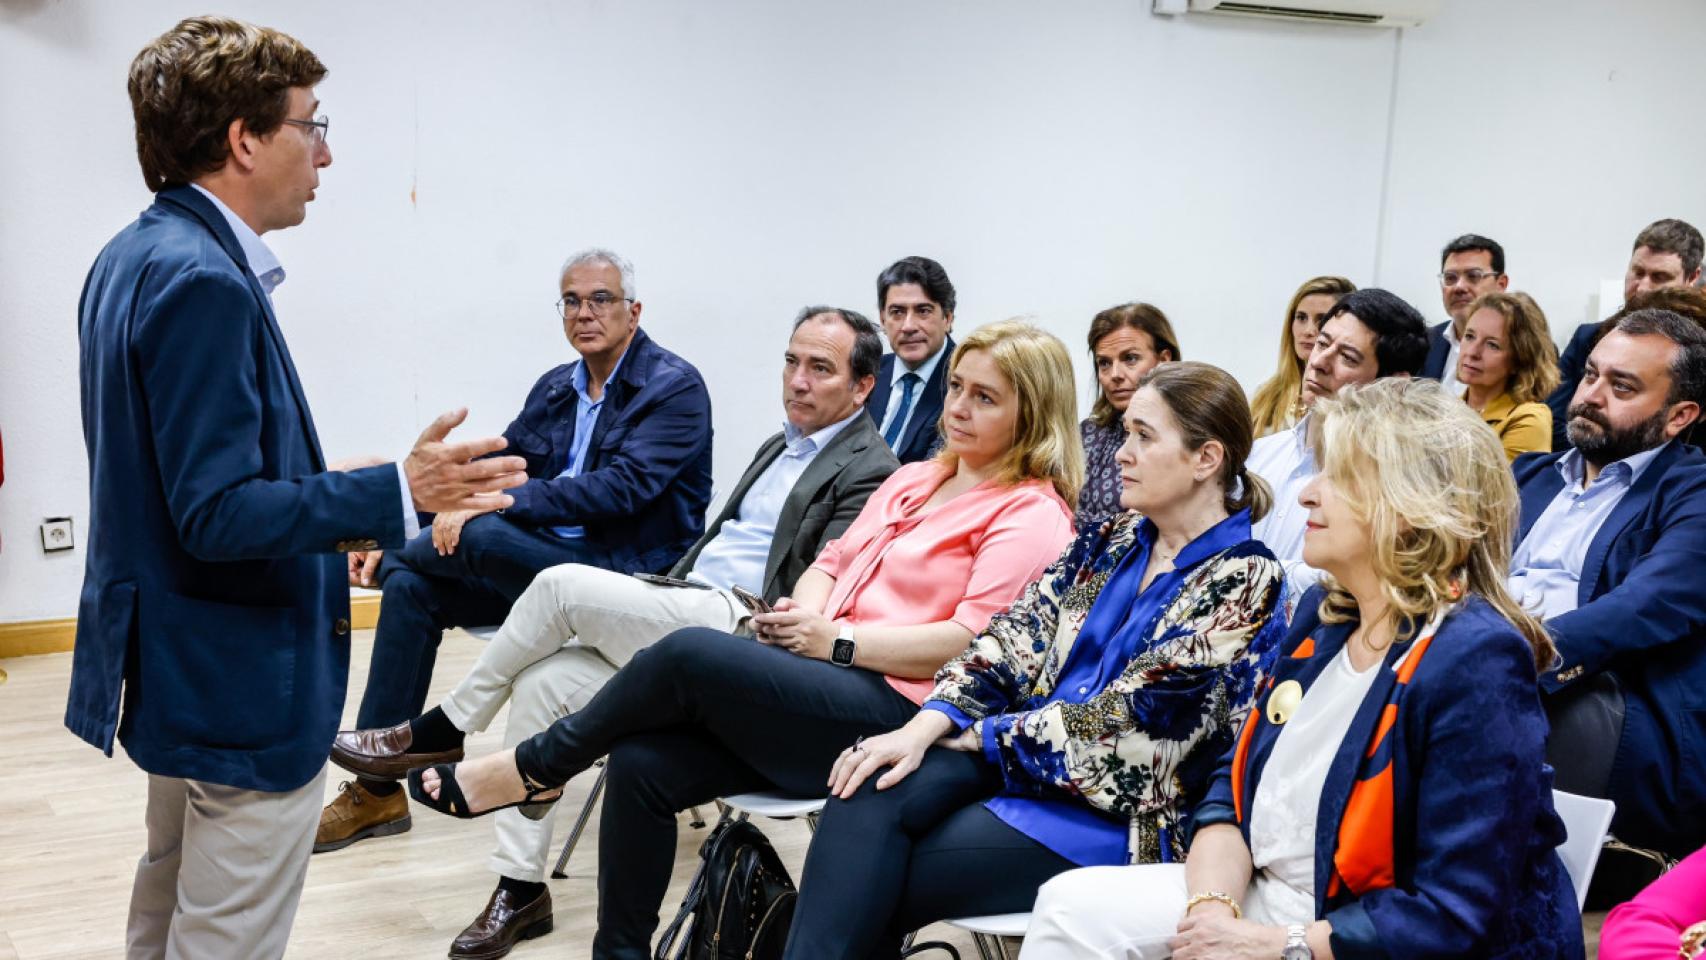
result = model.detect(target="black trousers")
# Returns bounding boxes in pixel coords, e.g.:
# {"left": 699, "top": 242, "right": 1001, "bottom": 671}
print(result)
{"left": 512, "top": 627, "right": 919, "bottom": 960}
{"left": 1544, "top": 670, "right": 1625, "bottom": 799}
{"left": 784, "top": 747, "right": 1076, "bottom": 960}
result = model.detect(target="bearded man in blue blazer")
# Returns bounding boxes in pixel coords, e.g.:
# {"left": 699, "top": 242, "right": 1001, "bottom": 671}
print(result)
{"left": 71, "top": 17, "right": 528, "bottom": 958}
{"left": 1510, "top": 308, "right": 1706, "bottom": 861}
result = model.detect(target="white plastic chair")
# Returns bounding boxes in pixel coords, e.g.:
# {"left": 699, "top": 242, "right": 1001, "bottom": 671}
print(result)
{"left": 944, "top": 913, "right": 1030, "bottom": 960}
{"left": 720, "top": 791, "right": 827, "bottom": 833}
{"left": 1551, "top": 788, "right": 1616, "bottom": 909}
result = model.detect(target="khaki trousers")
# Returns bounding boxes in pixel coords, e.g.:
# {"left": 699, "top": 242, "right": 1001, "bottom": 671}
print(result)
{"left": 438, "top": 563, "right": 748, "bottom": 882}
{"left": 126, "top": 768, "right": 325, "bottom": 960}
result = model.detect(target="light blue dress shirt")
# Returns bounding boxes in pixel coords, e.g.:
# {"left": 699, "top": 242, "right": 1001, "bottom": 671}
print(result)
{"left": 549, "top": 347, "right": 632, "bottom": 539}
{"left": 189, "top": 184, "right": 418, "bottom": 541}
{"left": 877, "top": 342, "right": 949, "bottom": 447}
{"left": 687, "top": 410, "right": 861, "bottom": 593}
{"left": 1508, "top": 444, "right": 1667, "bottom": 620}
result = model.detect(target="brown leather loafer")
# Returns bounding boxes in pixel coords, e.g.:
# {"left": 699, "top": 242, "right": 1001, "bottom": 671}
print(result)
{"left": 313, "top": 780, "right": 411, "bottom": 853}
{"left": 450, "top": 886, "right": 553, "bottom": 959}
{"left": 329, "top": 719, "right": 464, "bottom": 780}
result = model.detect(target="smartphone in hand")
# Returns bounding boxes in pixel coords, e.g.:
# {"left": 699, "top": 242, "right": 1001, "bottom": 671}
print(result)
{"left": 730, "top": 585, "right": 772, "bottom": 615}
{"left": 632, "top": 572, "right": 714, "bottom": 590}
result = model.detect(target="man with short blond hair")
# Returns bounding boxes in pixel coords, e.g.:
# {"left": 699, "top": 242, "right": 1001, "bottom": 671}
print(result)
{"left": 74, "top": 17, "right": 525, "bottom": 958}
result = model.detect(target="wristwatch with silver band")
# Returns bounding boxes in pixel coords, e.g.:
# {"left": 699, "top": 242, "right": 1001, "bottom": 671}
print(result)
{"left": 1281, "top": 923, "right": 1311, "bottom": 960}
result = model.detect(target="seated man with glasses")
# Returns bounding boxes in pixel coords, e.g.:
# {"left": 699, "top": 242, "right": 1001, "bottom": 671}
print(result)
{"left": 1420, "top": 232, "right": 1510, "bottom": 389}
{"left": 315, "top": 247, "right": 713, "bottom": 854}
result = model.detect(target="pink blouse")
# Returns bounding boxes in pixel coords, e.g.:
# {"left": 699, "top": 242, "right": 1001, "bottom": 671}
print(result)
{"left": 810, "top": 460, "right": 1075, "bottom": 704}
{"left": 1600, "top": 846, "right": 1706, "bottom": 959}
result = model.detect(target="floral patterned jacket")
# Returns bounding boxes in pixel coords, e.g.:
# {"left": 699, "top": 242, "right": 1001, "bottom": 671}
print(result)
{"left": 926, "top": 511, "right": 1288, "bottom": 862}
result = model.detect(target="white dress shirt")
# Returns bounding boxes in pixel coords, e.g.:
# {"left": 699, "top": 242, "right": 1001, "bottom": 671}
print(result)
{"left": 190, "top": 184, "right": 418, "bottom": 540}
{"left": 1247, "top": 414, "right": 1324, "bottom": 609}
{"left": 1437, "top": 320, "right": 1464, "bottom": 396}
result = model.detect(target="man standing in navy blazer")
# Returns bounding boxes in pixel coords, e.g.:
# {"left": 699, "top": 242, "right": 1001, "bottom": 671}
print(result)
{"left": 1510, "top": 308, "right": 1706, "bottom": 861}
{"left": 319, "top": 248, "right": 714, "bottom": 852}
{"left": 864, "top": 256, "right": 957, "bottom": 463}
{"left": 72, "top": 17, "right": 528, "bottom": 958}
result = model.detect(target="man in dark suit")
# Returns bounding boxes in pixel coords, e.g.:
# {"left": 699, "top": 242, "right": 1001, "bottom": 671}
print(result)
{"left": 70, "top": 17, "right": 528, "bottom": 957}
{"left": 1511, "top": 309, "right": 1706, "bottom": 860}
{"left": 1420, "top": 233, "right": 1510, "bottom": 387}
{"left": 320, "top": 248, "right": 714, "bottom": 850}
{"left": 329, "top": 307, "right": 895, "bottom": 957}
{"left": 865, "top": 256, "right": 958, "bottom": 463}
{"left": 1545, "top": 218, "right": 1703, "bottom": 450}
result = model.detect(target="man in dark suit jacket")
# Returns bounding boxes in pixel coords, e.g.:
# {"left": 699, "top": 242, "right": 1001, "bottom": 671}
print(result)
{"left": 865, "top": 256, "right": 958, "bottom": 463}
{"left": 327, "top": 307, "right": 895, "bottom": 955}
{"left": 322, "top": 248, "right": 714, "bottom": 849}
{"left": 1511, "top": 309, "right": 1706, "bottom": 859}
{"left": 1420, "top": 233, "right": 1509, "bottom": 384}
{"left": 1544, "top": 218, "right": 1703, "bottom": 449}
{"left": 71, "top": 18, "right": 527, "bottom": 957}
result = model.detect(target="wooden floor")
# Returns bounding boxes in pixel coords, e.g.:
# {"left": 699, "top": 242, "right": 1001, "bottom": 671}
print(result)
{"left": 0, "top": 630, "right": 991, "bottom": 960}
{"left": 0, "top": 632, "right": 1606, "bottom": 959}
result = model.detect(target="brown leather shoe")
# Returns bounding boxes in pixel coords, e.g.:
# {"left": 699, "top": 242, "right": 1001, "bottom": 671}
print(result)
{"left": 450, "top": 886, "right": 553, "bottom": 959}
{"left": 329, "top": 719, "right": 464, "bottom": 780}
{"left": 313, "top": 780, "right": 411, "bottom": 853}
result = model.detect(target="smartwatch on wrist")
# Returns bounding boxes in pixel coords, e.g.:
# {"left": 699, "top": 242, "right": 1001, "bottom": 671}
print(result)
{"left": 1281, "top": 924, "right": 1311, "bottom": 960}
{"left": 830, "top": 625, "right": 857, "bottom": 667}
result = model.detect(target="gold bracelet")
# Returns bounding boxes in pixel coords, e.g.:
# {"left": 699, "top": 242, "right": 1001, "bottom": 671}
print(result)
{"left": 1681, "top": 920, "right": 1706, "bottom": 960}
{"left": 1184, "top": 891, "right": 1242, "bottom": 920}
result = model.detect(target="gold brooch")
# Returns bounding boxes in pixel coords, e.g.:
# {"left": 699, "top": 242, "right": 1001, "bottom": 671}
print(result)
{"left": 1267, "top": 680, "right": 1303, "bottom": 725}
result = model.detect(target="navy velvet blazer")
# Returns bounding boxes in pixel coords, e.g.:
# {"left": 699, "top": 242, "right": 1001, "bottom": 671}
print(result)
{"left": 863, "top": 337, "right": 955, "bottom": 464}
{"left": 1195, "top": 590, "right": 1581, "bottom": 960}
{"left": 69, "top": 187, "right": 405, "bottom": 792}
{"left": 1515, "top": 440, "right": 1706, "bottom": 854}
{"left": 496, "top": 327, "right": 713, "bottom": 575}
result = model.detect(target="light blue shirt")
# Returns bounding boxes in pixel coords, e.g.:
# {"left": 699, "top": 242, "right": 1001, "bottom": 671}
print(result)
{"left": 878, "top": 341, "right": 949, "bottom": 446}
{"left": 1247, "top": 414, "right": 1322, "bottom": 610}
{"left": 687, "top": 410, "right": 861, "bottom": 592}
{"left": 549, "top": 348, "right": 631, "bottom": 539}
{"left": 189, "top": 184, "right": 419, "bottom": 541}
{"left": 1508, "top": 444, "right": 1667, "bottom": 621}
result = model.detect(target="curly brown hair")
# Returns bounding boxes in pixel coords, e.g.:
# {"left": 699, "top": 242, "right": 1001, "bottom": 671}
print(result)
{"left": 128, "top": 16, "right": 327, "bottom": 192}
{"left": 1463, "top": 290, "right": 1559, "bottom": 404}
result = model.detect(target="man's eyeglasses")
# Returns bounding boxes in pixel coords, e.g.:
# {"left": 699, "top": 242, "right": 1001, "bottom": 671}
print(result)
{"left": 557, "top": 291, "right": 634, "bottom": 319}
{"left": 281, "top": 115, "right": 330, "bottom": 146}
{"left": 1438, "top": 269, "right": 1500, "bottom": 287}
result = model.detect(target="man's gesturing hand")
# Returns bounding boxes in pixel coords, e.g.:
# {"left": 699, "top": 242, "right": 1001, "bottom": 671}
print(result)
{"left": 405, "top": 408, "right": 529, "bottom": 514}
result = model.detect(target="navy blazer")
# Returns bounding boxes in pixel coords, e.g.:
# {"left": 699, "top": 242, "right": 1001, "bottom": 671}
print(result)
{"left": 1195, "top": 591, "right": 1580, "bottom": 959}
{"left": 864, "top": 337, "right": 955, "bottom": 464}
{"left": 1419, "top": 320, "right": 1452, "bottom": 381}
{"left": 70, "top": 186, "right": 405, "bottom": 792}
{"left": 1515, "top": 440, "right": 1706, "bottom": 853}
{"left": 1543, "top": 321, "right": 1598, "bottom": 451}
{"left": 497, "top": 327, "right": 713, "bottom": 575}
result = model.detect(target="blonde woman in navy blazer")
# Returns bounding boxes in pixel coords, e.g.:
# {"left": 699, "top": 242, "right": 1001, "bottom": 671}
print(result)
{"left": 1023, "top": 379, "right": 1581, "bottom": 959}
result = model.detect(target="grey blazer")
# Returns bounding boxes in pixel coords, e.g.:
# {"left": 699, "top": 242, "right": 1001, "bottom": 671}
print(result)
{"left": 671, "top": 413, "right": 899, "bottom": 603}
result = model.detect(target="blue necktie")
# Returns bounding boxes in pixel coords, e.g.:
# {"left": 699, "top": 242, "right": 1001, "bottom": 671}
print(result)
{"left": 884, "top": 372, "right": 920, "bottom": 449}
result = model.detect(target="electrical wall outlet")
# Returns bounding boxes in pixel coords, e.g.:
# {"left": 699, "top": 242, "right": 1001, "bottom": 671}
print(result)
{"left": 40, "top": 517, "right": 75, "bottom": 553}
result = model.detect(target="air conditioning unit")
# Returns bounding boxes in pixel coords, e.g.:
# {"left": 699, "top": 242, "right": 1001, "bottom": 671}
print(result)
{"left": 1154, "top": 0, "right": 1441, "bottom": 28}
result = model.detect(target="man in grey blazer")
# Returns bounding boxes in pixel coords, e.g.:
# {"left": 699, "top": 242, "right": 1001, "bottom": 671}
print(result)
{"left": 326, "top": 305, "right": 897, "bottom": 959}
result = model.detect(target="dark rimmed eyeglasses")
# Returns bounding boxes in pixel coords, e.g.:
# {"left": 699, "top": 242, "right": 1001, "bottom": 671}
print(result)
{"left": 281, "top": 115, "right": 330, "bottom": 146}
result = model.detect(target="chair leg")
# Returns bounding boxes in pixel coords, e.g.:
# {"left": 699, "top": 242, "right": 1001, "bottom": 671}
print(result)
{"left": 688, "top": 805, "right": 707, "bottom": 829}
{"left": 806, "top": 810, "right": 820, "bottom": 833}
{"left": 549, "top": 762, "right": 608, "bottom": 879}
{"left": 971, "top": 932, "right": 999, "bottom": 960}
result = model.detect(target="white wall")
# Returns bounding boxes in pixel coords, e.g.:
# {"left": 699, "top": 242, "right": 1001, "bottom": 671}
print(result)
{"left": 1, "top": 0, "right": 1700, "bottom": 623}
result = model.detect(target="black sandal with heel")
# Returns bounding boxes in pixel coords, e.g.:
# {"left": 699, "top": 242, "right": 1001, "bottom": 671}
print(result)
{"left": 406, "top": 762, "right": 562, "bottom": 822}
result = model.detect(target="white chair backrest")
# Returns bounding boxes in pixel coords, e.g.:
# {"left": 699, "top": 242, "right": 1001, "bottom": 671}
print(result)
{"left": 1552, "top": 789, "right": 1615, "bottom": 909}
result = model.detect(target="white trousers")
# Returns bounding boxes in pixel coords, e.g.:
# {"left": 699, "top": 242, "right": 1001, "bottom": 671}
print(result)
{"left": 126, "top": 768, "right": 326, "bottom": 960}
{"left": 438, "top": 563, "right": 748, "bottom": 882}
{"left": 1021, "top": 865, "right": 1284, "bottom": 960}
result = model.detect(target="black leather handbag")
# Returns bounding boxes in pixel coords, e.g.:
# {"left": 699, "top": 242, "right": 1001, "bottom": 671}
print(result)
{"left": 655, "top": 817, "right": 798, "bottom": 960}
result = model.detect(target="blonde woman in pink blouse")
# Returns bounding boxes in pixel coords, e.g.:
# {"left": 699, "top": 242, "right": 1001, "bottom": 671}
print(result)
{"left": 407, "top": 320, "right": 1083, "bottom": 957}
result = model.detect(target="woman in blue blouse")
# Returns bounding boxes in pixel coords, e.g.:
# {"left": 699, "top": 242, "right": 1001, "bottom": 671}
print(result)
{"left": 781, "top": 362, "right": 1287, "bottom": 959}
{"left": 1077, "top": 303, "right": 1180, "bottom": 531}
{"left": 1023, "top": 379, "right": 1581, "bottom": 960}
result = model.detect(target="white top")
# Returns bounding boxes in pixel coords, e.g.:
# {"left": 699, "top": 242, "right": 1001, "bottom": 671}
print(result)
{"left": 1245, "top": 646, "right": 1381, "bottom": 927}
{"left": 1437, "top": 320, "right": 1464, "bottom": 397}
{"left": 1246, "top": 415, "right": 1325, "bottom": 611}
